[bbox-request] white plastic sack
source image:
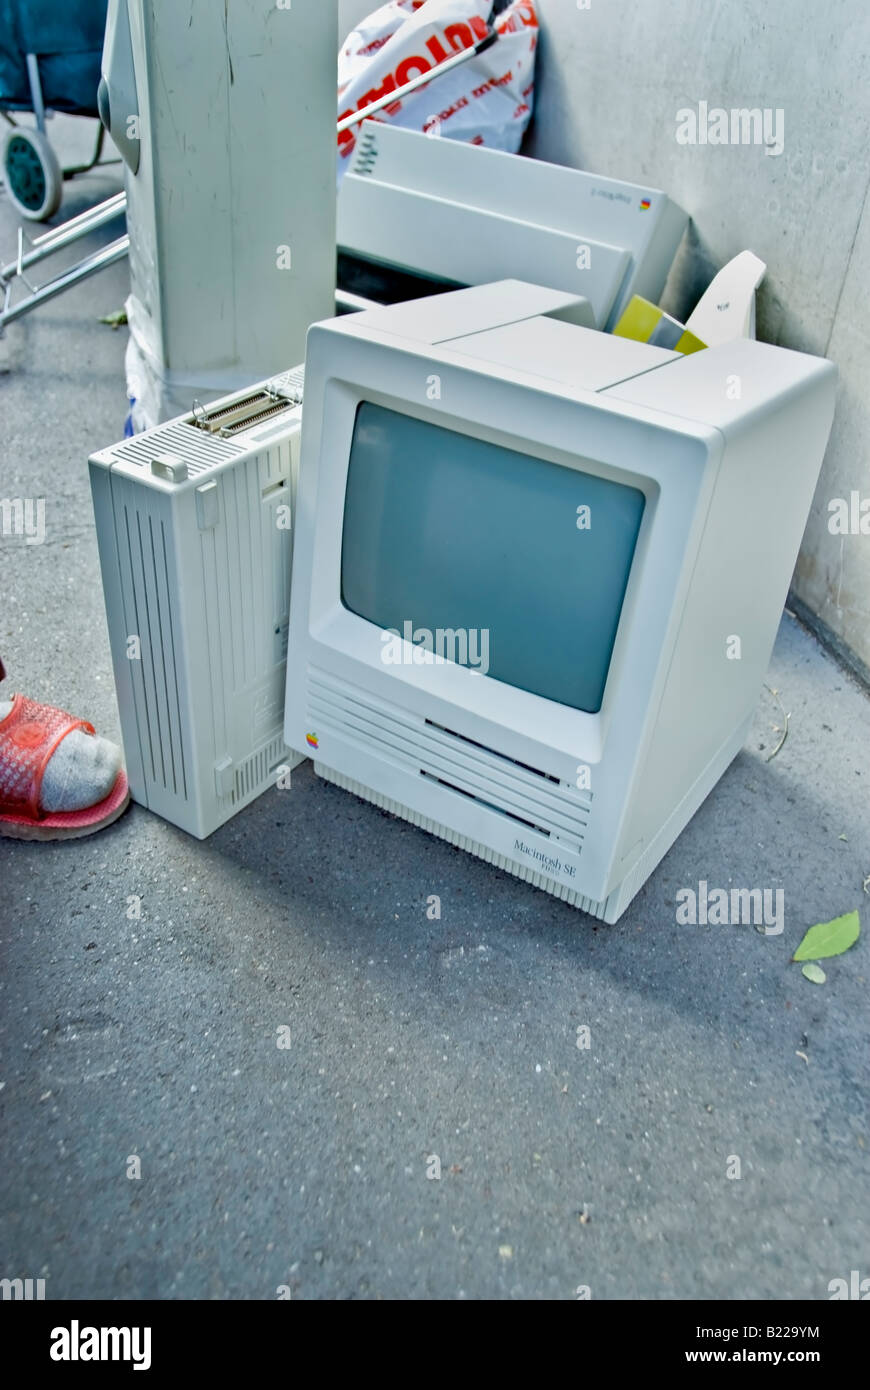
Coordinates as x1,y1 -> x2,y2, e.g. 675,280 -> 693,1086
338,0 -> 538,181
123,296 -> 265,434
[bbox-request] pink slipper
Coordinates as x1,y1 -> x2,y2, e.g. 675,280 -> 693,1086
0,694 -> 130,841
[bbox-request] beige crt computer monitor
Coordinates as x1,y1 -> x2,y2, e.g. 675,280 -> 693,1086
285,281 -> 836,922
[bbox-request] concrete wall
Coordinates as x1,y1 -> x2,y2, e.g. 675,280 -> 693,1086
339,0 -> 870,677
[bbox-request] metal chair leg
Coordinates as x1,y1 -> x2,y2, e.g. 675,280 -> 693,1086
63,122 -> 111,179
0,234 -> 130,333
0,188 -> 128,335
0,192 -> 127,287
25,55 -> 47,135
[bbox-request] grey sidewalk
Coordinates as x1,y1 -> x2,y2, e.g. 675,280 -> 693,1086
1,130 -> 868,1300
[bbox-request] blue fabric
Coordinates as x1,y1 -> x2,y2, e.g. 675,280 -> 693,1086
0,0 -> 108,116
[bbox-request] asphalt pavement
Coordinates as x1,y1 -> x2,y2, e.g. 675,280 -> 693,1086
1,120 -> 868,1300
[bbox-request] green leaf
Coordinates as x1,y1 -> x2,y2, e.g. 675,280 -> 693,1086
801,963 -> 826,984
793,910 -> 860,962
98,310 -> 128,329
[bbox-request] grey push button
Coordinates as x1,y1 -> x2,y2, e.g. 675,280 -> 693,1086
151,452 -> 188,483
196,479 -> 219,529
214,755 -> 233,797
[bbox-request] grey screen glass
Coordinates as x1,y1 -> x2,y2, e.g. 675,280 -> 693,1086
341,403 -> 645,714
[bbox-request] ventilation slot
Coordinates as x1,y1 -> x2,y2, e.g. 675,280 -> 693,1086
231,735 -> 287,804
420,769 -> 550,837
113,421 -> 244,477
353,127 -> 379,175
306,667 -> 592,854
122,505 -> 188,800
425,717 -> 561,785
261,479 -> 286,501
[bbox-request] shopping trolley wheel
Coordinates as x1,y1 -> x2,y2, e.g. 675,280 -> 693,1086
2,126 -> 62,221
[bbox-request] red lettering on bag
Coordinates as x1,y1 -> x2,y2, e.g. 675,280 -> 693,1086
358,36 -> 391,58
426,34 -> 449,64
444,21 -> 474,53
358,73 -> 398,109
497,2 -> 538,32
395,54 -> 432,86
338,110 -> 355,152
338,0 -> 539,156
427,94 -> 471,128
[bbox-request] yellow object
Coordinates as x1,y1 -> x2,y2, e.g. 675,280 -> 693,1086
613,295 -> 707,355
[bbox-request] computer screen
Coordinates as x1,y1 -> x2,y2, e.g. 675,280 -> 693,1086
341,403 -> 646,713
